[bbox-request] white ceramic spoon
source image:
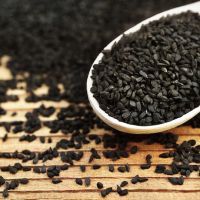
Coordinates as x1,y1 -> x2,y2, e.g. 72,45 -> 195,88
87,1 -> 200,134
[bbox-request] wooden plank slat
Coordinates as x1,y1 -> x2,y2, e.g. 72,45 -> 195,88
0,151 -> 184,166
3,191 -> 200,200
1,165 -> 200,180
0,178 -> 200,193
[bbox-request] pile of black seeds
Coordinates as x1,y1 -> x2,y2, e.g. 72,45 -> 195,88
91,11 -> 200,126
0,0 -> 200,198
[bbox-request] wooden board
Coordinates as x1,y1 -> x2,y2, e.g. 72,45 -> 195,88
0,58 -> 200,200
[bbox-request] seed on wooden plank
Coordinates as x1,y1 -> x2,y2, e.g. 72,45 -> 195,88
185,170 -> 191,177
39,136 -> 45,144
159,152 -> 170,158
188,139 -> 196,146
138,176 -> 148,183
119,189 -> 128,196
146,154 -> 152,163
33,166 -> 41,174
22,166 -> 31,172
140,163 -> 151,170
108,164 -> 114,172
168,176 -> 184,185
52,178 -> 62,184
75,178 -> 83,185
60,164 -> 69,171
80,165 -> 86,172
120,181 -> 128,187
9,166 -> 18,174
20,178 -> 29,185
131,175 -> 139,184
9,180 -> 19,189
0,176 -> 5,186
2,189 -> 9,198
118,166 -> 126,173
85,177 -> 91,187
155,164 -> 166,173
40,166 -> 47,173
2,133 -> 8,142
48,137 -> 52,143
130,146 -> 138,154
97,182 -> 104,189
125,164 -> 130,172
92,164 -> 101,170
14,163 -> 23,170
101,187 -> 112,197
117,185 -> 128,196
164,169 -> 174,175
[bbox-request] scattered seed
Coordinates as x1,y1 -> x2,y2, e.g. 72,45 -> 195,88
85,177 -> 91,187
52,178 -> 62,184
168,176 -> 184,185
120,181 -> 128,187
97,182 -> 104,189
75,178 -> 83,186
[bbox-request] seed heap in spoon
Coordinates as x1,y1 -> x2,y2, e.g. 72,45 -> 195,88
91,11 -> 200,126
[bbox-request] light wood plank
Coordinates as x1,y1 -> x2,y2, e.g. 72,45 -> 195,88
1,165 -> 199,180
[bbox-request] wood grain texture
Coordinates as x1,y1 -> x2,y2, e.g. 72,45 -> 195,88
0,64 -> 200,200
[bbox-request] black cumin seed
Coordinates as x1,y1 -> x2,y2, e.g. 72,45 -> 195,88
52,178 -> 62,184
117,185 -> 128,196
131,175 -> 138,184
39,136 -> 45,144
2,133 -> 8,142
164,169 -> 174,175
33,166 -> 41,174
120,181 -> 128,187
60,164 -> 69,171
23,166 -> 31,172
101,187 -> 112,197
159,152 -> 170,158
130,146 -> 138,154
168,176 -> 184,185
92,164 -> 101,170
0,176 -> 5,186
9,166 -> 18,174
20,178 -> 29,185
146,154 -> 152,163
85,177 -> 91,187
11,112 -> 17,116
118,165 -> 126,173
131,175 -> 148,184
80,165 -> 86,172
125,164 -> 130,172
97,182 -> 104,189
108,164 -> 114,172
40,166 -> 47,173
188,139 -> 196,146
2,189 -> 9,198
75,178 -> 83,185
140,163 -> 151,170
48,137 -> 52,143
137,176 -> 148,183
155,164 -> 166,173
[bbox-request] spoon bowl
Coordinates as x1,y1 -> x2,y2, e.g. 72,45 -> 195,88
87,2 -> 200,134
